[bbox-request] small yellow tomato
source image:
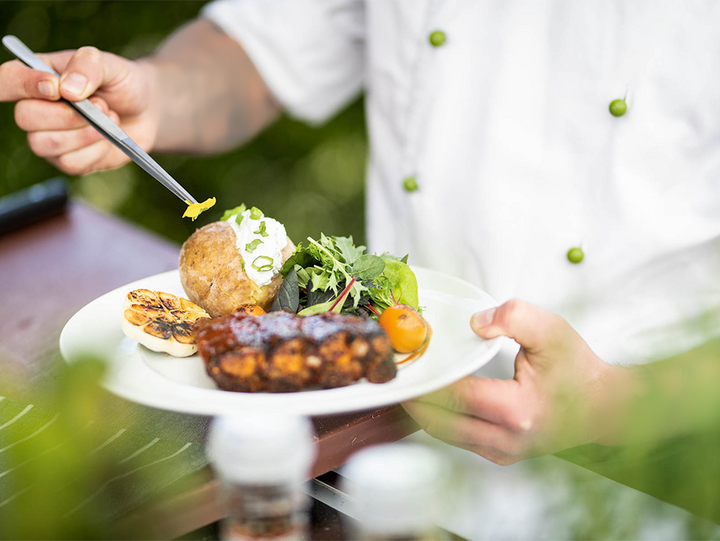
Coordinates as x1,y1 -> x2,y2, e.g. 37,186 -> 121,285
378,304 -> 428,353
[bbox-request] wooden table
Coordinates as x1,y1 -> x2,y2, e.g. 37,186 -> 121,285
0,201 -> 417,539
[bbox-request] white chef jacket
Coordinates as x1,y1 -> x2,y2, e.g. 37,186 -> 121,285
203,0 -> 720,365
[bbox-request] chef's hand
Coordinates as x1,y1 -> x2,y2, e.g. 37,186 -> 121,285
0,47 -> 157,175
404,299 -> 634,465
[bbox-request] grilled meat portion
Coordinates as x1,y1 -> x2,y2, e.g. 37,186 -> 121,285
196,311 -> 397,392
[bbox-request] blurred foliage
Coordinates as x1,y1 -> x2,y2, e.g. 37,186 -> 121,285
0,357 -> 209,540
0,0 -> 367,246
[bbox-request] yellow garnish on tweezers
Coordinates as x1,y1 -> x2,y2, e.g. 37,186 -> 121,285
183,197 -> 217,221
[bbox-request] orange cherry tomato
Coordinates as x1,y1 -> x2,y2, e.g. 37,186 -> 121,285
378,304 -> 428,353
234,304 -> 266,317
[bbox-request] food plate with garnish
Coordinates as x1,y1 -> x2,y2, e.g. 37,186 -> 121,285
59,205 -> 503,416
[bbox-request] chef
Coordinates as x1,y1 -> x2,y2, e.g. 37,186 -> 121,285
2,0 -> 720,462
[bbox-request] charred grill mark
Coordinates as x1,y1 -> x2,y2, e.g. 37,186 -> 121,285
196,311 -> 396,392
171,322 -> 195,344
125,308 -> 151,326
159,292 -> 181,311
128,289 -> 160,305
132,304 -> 166,318
144,319 -> 172,340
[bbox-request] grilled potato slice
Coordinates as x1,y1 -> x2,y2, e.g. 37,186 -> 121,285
121,289 -> 210,357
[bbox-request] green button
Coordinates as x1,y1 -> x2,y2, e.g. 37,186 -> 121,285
403,176 -> 419,192
609,98 -> 627,117
429,30 -> 446,47
567,247 -> 584,264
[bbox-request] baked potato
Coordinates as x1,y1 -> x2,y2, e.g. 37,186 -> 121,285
179,221 -> 294,317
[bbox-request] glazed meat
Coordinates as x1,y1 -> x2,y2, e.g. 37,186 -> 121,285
195,311 -> 397,392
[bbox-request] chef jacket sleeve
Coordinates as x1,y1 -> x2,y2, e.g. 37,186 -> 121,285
202,0 -> 365,124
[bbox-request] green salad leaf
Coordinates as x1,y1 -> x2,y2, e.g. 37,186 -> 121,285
270,267 -> 299,312
352,254 -> 385,281
280,234 -> 419,317
381,258 -> 419,309
334,236 -> 365,265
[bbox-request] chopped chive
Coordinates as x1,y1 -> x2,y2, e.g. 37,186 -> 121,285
254,221 -> 269,237
245,238 -> 264,253
252,255 -> 274,271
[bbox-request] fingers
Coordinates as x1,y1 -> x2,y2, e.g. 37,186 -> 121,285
15,96 -> 110,132
57,46 -> 103,101
416,376 -> 525,428
27,123 -> 108,158
0,51 -> 77,102
46,134 -> 129,176
57,47 -> 131,102
21,97 -> 113,160
0,60 -> 60,101
470,299 -> 565,352
403,400 -> 524,463
37,51 -> 76,74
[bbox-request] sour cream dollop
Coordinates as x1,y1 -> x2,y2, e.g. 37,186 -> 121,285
227,209 -> 288,287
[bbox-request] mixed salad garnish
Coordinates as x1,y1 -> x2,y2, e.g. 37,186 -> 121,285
271,233 -> 419,318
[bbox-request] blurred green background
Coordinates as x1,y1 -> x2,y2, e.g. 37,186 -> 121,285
0,0 -> 367,245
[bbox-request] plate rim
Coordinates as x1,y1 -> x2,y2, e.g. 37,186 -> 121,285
59,267 -> 505,415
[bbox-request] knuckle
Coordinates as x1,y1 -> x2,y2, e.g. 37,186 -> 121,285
442,385 -> 465,413
504,413 -> 523,433
26,132 -> 43,154
501,406 -> 532,434
421,417 -> 441,438
14,101 -> 31,130
23,74 -> 38,97
57,154 -> 84,176
499,299 -> 526,327
31,132 -> 61,155
76,46 -> 102,63
89,96 -> 108,112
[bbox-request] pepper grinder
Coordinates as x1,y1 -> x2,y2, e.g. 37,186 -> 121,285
208,414 -> 316,541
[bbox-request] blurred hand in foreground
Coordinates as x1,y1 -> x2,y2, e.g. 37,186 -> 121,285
404,299 -> 634,465
0,47 -> 157,175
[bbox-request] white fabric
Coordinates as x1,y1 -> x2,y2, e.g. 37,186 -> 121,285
203,0 -> 720,365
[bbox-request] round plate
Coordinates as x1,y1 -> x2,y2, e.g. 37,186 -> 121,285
59,268 -> 503,416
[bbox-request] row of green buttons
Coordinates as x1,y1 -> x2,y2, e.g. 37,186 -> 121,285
429,28 -> 629,116
400,32 -> 443,195
408,29 -> 626,265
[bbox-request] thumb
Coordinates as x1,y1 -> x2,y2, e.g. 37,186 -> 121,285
470,299 -> 559,352
58,46 -> 128,101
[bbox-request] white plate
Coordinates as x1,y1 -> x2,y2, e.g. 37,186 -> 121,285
59,268 -> 503,416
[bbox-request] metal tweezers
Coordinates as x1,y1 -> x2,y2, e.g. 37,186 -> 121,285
2,35 -> 198,205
